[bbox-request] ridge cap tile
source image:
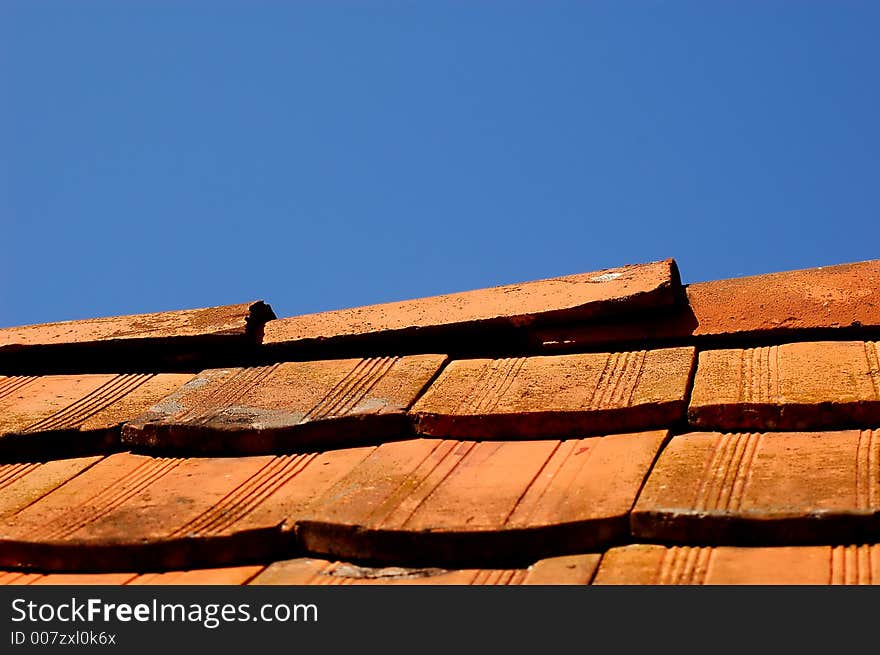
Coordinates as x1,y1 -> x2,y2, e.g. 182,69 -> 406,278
537,257 -> 880,351
262,259 -> 682,352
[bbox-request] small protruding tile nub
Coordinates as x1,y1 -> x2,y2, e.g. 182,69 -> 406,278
688,341 -> 880,431
632,430 -> 880,545
295,431 -> 667,565
410,348 -> 694,439
122,355 -> 447,454
594,544 -> 880,585
0,373 -> 194,459
248,554 -> 600,585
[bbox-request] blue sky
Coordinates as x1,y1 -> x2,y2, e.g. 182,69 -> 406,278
2,2 -> 878,327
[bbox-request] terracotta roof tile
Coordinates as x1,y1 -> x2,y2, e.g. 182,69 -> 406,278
262,260 -> 682,357
538,258 -> 880,351
593,544 -> 879,585
296,432 -> 666,565
410,348 -> 694,439
0,456 -> 101,519
251,554 -> 599,585
632,430 -> 880,545
0,373 -> 193,459
0,447 -> 371,571
122,355 -> 447,454
0,566 -> 263,585
0,302 -> 276,374
3,256 -> 880,584
689,341 -> 880,430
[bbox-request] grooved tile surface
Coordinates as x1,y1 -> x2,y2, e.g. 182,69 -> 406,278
593,544 -> 880,585
0,447 -> 374,571
0,456 -> 102,518
0,566 -> 264,585
0,374 -> 193,458
262,260 -> 681,350
689,342 -> 880,430
410,348 -> 694,438
296,431 -> 667,564
251,554 -> 599,585
123,355 -> 447,453
632,430 -> 880,544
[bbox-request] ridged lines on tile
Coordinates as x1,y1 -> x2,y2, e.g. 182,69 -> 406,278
470,569 -> 527,585
302,357 -> 399,421
176,365 -> 281,423
830,545 -> 876,585
169,454 -> 320,538
588,351 -> 647,410
738,347 -> 779,403
22,374 -> 154,433
0,376 -> 39,402
453,357 -> 527,415
369,440 -> 477,529
693,433 -> 762,512
0,462 -> 41,493
865,342 -> 880,401
29,458 -> 183,542
856,429 -> 879,511
505,440 -> 589,526
656,546 -> 714,585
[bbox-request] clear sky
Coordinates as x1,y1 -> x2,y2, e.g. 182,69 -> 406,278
2,2 -> 878,327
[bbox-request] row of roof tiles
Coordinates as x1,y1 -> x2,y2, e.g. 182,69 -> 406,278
2,259 -> 879,373
1,544 -> 876,585
0,427 -> 877,571
1,339 -> 878,458
1,257 -> 879,583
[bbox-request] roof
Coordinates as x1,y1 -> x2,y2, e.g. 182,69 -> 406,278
0,257 -> 878,585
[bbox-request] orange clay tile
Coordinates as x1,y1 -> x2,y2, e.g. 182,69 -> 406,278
537,258 -> 880,351
122,355 -> 447,454
250,554 -> 599,585
262,260 -> 681,353
0,302 -> 274,351
0,566 -> 264,585
593,544 -> 880,585
0,446 -> 375,571
689,341 -> 880,430
0,373 -> 193,459
295,432 -> 667,565
632,430 -> 880,545
0,456 -> 101,518
0,433 -> 662,571
410,348 -> 694,439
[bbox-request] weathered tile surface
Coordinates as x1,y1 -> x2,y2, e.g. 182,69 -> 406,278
411,348 -> 694,439
593,544 -> 880,585
0,448 -> 371,570
632,430 -> 880,544
538,258 -> 880,351
0,302 -> 273,351
297,432 -> 667,565
262,260 -> 681,352
689,341 -> 880,430
0,456 -> 102,518
251,554 -> 599,585
123,355 -> 447,453
0,566 -> 264,585
0,374 -> 193,458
